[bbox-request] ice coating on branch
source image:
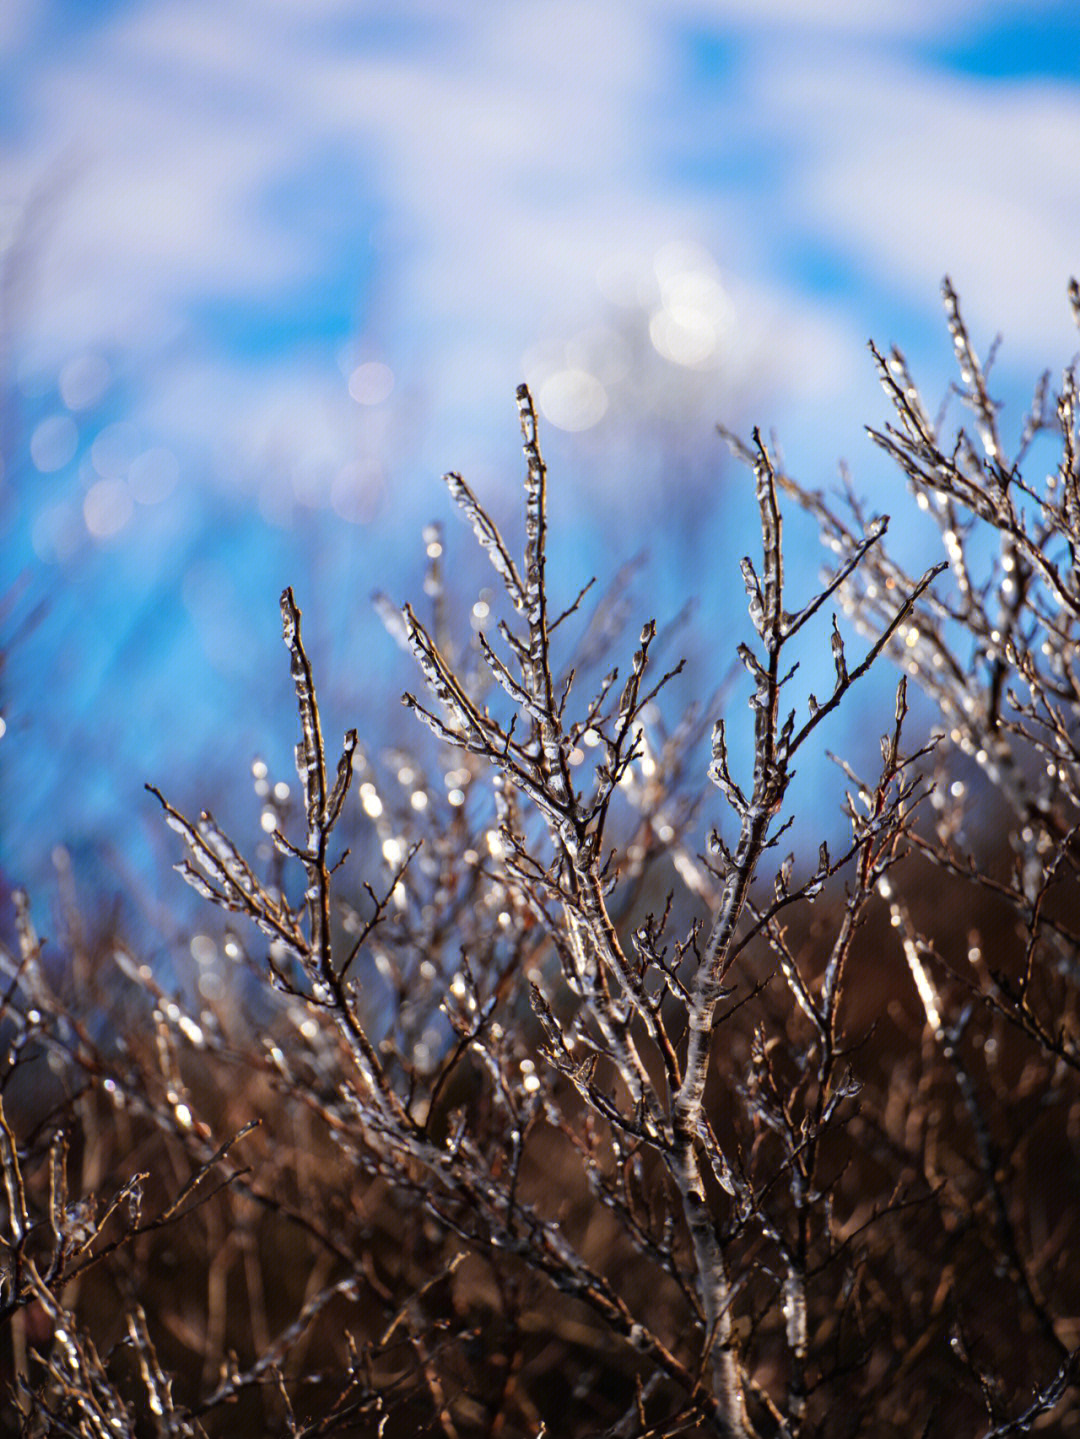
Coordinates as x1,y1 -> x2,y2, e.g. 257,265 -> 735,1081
324,729 -> 358,831
442,471 -> 526,612
281,587 -> 327,846
175,862 -> 216,903
517,384 -> 549,691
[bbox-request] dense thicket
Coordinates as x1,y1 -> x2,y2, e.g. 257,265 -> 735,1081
3,283 -> 1080,1436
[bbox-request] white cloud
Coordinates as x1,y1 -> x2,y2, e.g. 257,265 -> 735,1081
4,0 -> 1077,511
759,50 -> 1080,363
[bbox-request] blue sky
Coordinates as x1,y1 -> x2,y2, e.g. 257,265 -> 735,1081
3,0 -> 1079,917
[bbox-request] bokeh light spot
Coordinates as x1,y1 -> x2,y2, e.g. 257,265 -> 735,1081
537,369 -> 608,432
648,241 -> 732,368
649,306 -> 717,367
348,361 -> 395,405
59,353 -> 111,410
30,415 -> 78,472
84,478 -> 134,538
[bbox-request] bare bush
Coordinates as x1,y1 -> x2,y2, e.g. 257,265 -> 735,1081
2,282 -> 1080,1436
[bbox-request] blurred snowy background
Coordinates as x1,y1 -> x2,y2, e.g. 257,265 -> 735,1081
3,1 -> 1079,918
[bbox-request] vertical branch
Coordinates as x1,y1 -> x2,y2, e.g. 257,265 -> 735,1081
517,383 -> 552,705
0,1094 -> 29,1308
667,435 -> 794,1438
516,385 -> 575,821
279,588 -> 359,992
281,586 -> 328,852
